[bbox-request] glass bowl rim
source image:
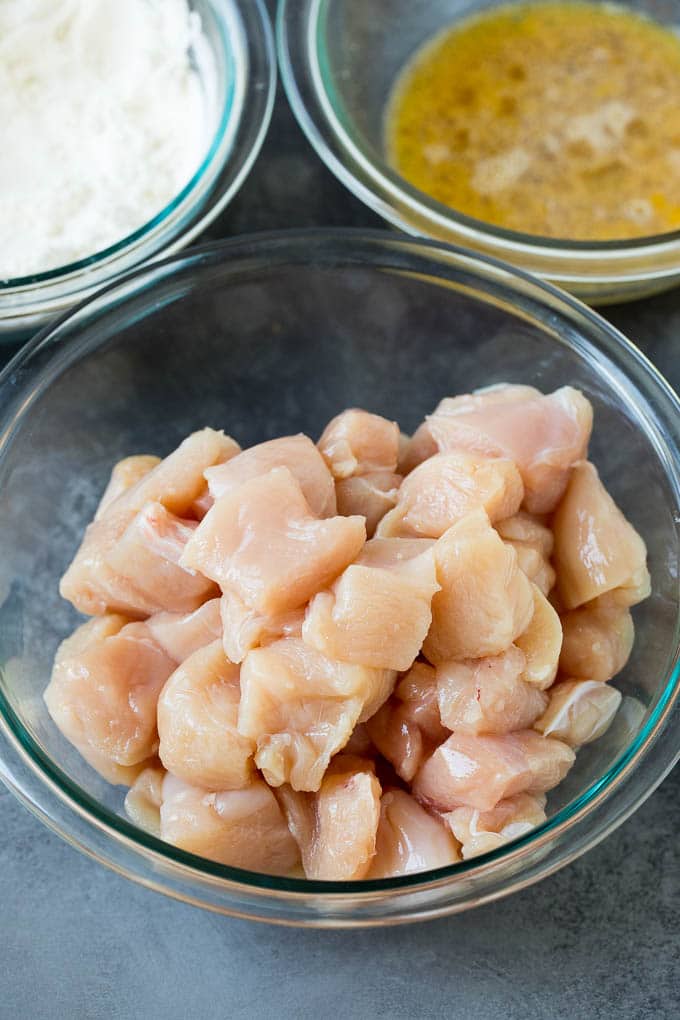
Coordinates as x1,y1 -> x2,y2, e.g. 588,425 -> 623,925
0,0 -> 276,313
0,226 -> 679,899
276,0 -> 680,264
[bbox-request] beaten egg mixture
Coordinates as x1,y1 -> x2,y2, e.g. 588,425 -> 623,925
387,2 -> 680,240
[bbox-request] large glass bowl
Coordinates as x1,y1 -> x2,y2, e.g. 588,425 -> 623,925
0,229 -> 678,927
0,0 -> 275,341
278,0 -> 680,304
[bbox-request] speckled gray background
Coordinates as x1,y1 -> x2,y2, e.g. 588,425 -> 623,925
1,14 -> 679,1019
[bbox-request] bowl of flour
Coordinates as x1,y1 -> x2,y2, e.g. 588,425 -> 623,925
0,0 -> 275,337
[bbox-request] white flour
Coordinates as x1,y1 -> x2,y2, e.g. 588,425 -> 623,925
0,0 -> 208,279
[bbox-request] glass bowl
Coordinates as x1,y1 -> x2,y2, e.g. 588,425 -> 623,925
0,0 -> 275,342
278,0 -> 680,304
0,229 -> 678,927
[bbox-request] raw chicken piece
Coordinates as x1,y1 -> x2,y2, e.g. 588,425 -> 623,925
44,618 -> 176,783
513,730 -> 576,796
190,486 -> 214,520
124,763 -> 165,837
559,602 -> 634,682
146,599 -> 222,663
444,793 -> 547,859
335,471 -> 402,537
514,584 -> 563,689
374,505 -> 410,538
427,385 -> 593,514
343,722 -> 377,758
553,461 -> 649,610
495,512 -> 554,557
496,511 -> 556,595
535,680 -> 622,747
95,455 -> 160,520
110,428 -> 240,517
276,756 -> 381,880
508,542 -> 556,596
413,729 -> 574,811
396,452 -> 523,538
367,662 -> 449,782
60,501 -> 217,618
204,434 -> 336,518
318,409 -> 400,479
220,590 -> 303,664
302,537 -> 439,671
105,502 -> 217,613
160,774 -> 300,875
238,637 -> 395,791
367,789 -> 460,878
423,509 -> 534,663
436,646 -> 548,735
180,467 -> 366,616
398,422 -> 438,475
157,640 -> 254,791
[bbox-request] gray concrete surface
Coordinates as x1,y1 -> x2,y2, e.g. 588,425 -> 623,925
1,23 -> 679,1020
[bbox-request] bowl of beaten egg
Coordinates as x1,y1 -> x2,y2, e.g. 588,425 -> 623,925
0,229 -> 678,926
279,0 -> 680,303
0,0 -> 274,339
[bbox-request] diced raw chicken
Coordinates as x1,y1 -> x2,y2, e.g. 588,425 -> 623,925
496,511 -> 556,595
423,509 -> 534,663
395,661 -> 449,745
220,590 -> 303,663
398,422 -> 438,475
110,428 -> 241,517
276,756 -> 381,880
436,645 -> 548,735
495,511 -> 554,557
535,680 -> 622,747
60,501 -> 217,618
160,774 -> 300,875
318,409 -> 400,479
514,584 -> 563,689
373,505 -> 410,538
124,763 -> 165,837
204,434 -> 336,518
190,486 -> 215,520
367,703 -> 423,783
396,452 -> 523,538
513,730 -> 576,796
553,461 -> 649,610
335,471 -> 402,537
367,662 -> 449,782
157,640 -> 254,791
181,467 -> 366,616
44,618 -> 176,783
238,637 -> 394,791
95,455 -> 160,520
367,790 -> 461,878
508,542 -> 556,596
559,602 -> 634,682
427,385 -> 593,514
146,599 -> 222,663
343,722 -> 376,758
302,537 -> 439,671
444,793 -> 547,859
413,729 -> 574,811
105,502 -> 217,612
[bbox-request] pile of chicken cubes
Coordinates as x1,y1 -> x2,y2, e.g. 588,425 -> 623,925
45,384 -> 649,880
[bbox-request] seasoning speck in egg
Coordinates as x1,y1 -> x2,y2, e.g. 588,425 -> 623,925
387,2 -> 680,240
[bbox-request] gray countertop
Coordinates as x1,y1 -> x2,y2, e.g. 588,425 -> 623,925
2,50 -> 679,1020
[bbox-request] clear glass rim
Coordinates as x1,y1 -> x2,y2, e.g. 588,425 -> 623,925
0,0 -> 276,318
277,0 -> 680,277
0,228 -> 679,901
